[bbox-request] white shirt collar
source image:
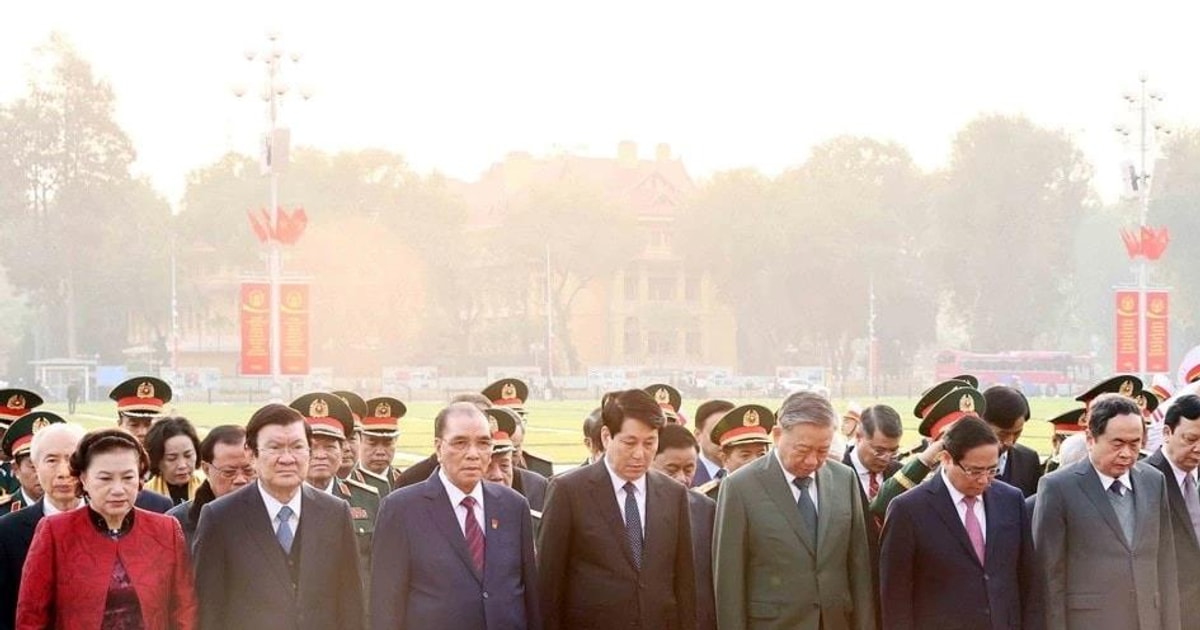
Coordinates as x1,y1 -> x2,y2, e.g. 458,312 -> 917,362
941,468 -> 978,506
20,489 -> 37,507
698,452 -> 723,478
850,446 -> 871,476
42,498 -> 83,517
1165,453 -> 1196,489
774,449 -> 798,485
1094,464 -> 1133,494
603,456 -> 646,498
258,480 -> 302,521
438,468 -> 484,510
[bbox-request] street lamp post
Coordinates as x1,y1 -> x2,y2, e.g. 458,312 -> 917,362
233,32 -> 312,397
1115,73 -> 1169,379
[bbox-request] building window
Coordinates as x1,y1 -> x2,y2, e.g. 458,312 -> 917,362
647,276 -> 676,301
624,272 -> 639,301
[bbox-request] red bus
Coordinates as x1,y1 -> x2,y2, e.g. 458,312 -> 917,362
934,350 -> 1095,397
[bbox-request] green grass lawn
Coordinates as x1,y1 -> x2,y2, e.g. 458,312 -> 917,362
40,395 -> 1082,469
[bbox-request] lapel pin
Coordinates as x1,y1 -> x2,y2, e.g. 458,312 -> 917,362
491,518 -> 499,530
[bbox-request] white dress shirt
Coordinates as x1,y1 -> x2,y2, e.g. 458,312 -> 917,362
604,458 -> 646,536
849,447 -> 876,496
942,469 -> 986,542
1167,456 -> 1197,491
42,498 -> 83,517
258,481 -> 302,535
775,449 -> 819,512
697,452 -> 723,480
439,468 -> 486,538
998,451 -> 1010,477
1096,468 -> 1133,496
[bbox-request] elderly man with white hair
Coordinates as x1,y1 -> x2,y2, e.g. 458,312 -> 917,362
0,416 -> 86,629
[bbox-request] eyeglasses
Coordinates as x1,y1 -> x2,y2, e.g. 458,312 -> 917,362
213,466 -> 256,481
866,444 -> 900,459
442,438 -> 494,453
955,461 -> 1000,479
260,444 -> 310,458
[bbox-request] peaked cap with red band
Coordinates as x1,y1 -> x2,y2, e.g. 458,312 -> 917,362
289,392 -> 353,440
332,391 -> 368,423
362,396 -> 406,437
482,379 -> 529,417
644,383 -> 683,422
711,404 -> 775,449
919,387 -> 986,439
912,379 -> 974,420
2,411 -> 65,459
0,389 -> 43,427
109,377 -> 172,417
1047,407 -> 1088,435
486,407 -> 521,454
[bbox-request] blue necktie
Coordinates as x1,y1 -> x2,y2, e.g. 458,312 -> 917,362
276,505 -> 295,554
623,482 -> 643,569
794,477 -> 817,541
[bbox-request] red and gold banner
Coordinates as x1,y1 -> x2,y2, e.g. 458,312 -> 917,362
240,282 -> 271,375
1146,290 -> 1169,373
280,283 -> 310,375
1114,290 -> 1140,373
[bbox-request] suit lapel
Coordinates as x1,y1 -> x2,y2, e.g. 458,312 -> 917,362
644,473 -> 671,563
1131,466 -> 1155,551
927,473 -> 983,566
1150,452 -> 1200,548
758,454 -> 815,556
981,486 -> 1005,568
481,483 -> 503,583
423,475 -> 483,583
587,462 -> 639,570
239,484 -> 294,593
1076,463 -> 1132,551
814,464 -> 837,560
296,487 -> 323,598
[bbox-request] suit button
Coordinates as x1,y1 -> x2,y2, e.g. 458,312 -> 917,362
482,592 -> 489,599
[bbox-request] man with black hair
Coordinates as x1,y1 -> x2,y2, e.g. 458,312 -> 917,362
844,404 -> 903,504
652,424 -> 716,630
690,400 -> 733,487
880,416 -> 1042,629
1145,393 -> 1200,622
166,424 -> 254,548
1033,393 -> 1180,630
581,407 -> 604,465
982,386 -> 1042,497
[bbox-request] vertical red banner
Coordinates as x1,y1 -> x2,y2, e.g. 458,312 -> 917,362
240,282 -> 271,375
280,283 -> 310,375
1145,290 -> 1169,373
1114,290 -> 1140,372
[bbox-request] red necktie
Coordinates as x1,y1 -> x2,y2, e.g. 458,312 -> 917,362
462,496 -> 485,574
868,472 -> 880,500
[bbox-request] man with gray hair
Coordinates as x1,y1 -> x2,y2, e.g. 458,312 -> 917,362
713,392 -> 874,630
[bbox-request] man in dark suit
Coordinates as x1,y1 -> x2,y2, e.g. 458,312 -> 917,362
371,402 -> 540,630
843,404 -> 904,512
880,416 -> 1042,629
690,400 -> 733,487
194,404 -> 364,630
653,423 -> 717,630
982,386 -> 1042,497
484,408 -> 548,512
0,419 -> 83,630
1145,393 -> 1200,622
1033,392 -> 1180,630
167,425 -> 254,549
538,389 -> 696,630
394,392 -> 493,490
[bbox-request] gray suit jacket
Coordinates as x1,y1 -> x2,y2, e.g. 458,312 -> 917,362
1144,449 -> 1200,623
1032,460 -> 1180,630
688,491 -> 717,630
713,453 -> 874,630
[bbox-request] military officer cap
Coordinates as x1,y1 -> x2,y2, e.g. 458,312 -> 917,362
1047,408 -> 1087,434
486,407 -> 521,454
482,379 -> 529,418
1135,389 -> 1159,416
290,392 -> 353,440
109,377 -> 172,418
1,411 -> 65,460
362,397 -> 406,438
919,387 -> 986,439
1074,375 -> 1142,406
711,404 -> 775,449
952,374 -> 979,388
644,384 -> 683,423
0,389 -> 44,429
1149,374 -> 1174,405
332,391 -> 369,424
1179,345 -> 1200,385
912,379 -> 974,420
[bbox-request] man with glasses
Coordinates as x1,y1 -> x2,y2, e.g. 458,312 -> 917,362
194,403 -> 364,630
880,416 -> 1041,629
1033,393 -> 1180,630
167,424 -> 255,549
844,405 -> 903,506
371,402 -> 540,629
1145,393 -> 1200,622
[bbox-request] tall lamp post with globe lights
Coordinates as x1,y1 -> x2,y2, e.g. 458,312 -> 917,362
232,32 -> 313,397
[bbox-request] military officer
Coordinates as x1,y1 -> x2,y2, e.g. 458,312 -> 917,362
696,403 -> 776,500
484,406 -> 548,513
108,376 -> 172,446
0,389 -> 43,497
482,378 -> 554,477
644,383 -> 683,424
350,396 -> 406,495
0,411 -> 63,514
1043,407 -> 1087,474
333,391 -> 368,480
289,392 -> 379,593
869,383 -> 986,518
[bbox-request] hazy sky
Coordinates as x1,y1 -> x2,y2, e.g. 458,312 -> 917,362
4,1 -> 1196,208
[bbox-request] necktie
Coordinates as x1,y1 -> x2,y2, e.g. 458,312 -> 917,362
868,472 -> 880,500
715,469 -> 727,480
1183,474 -> 1200,543
963,496 -> 985,565
275,505 -> 294,554
794,477 -> 818,541
1109,479 -> 1124,497
462,496 -> 485,574
623,482 -> 643,569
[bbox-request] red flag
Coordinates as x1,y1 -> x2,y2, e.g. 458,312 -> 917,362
247,209 -> 269,243
1120,228 -> 1141,259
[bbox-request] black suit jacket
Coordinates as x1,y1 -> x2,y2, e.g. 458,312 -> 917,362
842,446 -> 901,628
881,473 -> 1043,630
999,443 -> 1043,498
0,501 -> 44,630
687,491 -> 716,630
194,482 -> 364,630
136,489 -> 174,513
370,475 -> 541,630
1146,448 -> 1200,622
394,454 -> 438,490
513,468 -> 548,512
537,461 -> 696,630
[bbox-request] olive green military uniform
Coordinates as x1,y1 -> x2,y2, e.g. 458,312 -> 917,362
332,476 -> 380,591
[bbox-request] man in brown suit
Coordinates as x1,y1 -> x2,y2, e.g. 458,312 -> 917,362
537,389 -> 696,630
